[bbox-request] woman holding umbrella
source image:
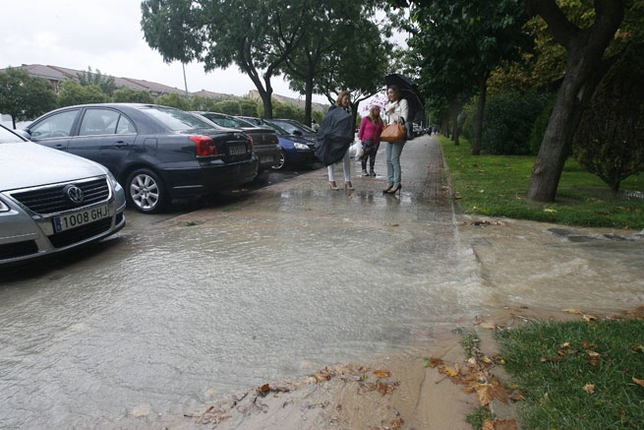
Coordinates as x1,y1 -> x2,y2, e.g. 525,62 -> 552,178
383,85 -> 409,195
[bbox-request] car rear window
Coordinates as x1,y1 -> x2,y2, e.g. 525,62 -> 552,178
142,106 -> 214,131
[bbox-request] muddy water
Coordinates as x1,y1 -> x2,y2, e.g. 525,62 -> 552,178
1,136 -> 643,428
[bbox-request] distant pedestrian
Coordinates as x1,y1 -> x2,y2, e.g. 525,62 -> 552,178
311,119 -> 319,132
357,105 -> 384,177
383,85 -> 408,195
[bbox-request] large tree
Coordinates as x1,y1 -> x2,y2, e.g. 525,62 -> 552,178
395,0 -> 629,203
0,68 -> 56,129
141,0 -> 312,118
406,0 -> 530,153
524,0 -> 625,202
283,2 -> 395,124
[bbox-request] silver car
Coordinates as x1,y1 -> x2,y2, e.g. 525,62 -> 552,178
0,124 -> 126,265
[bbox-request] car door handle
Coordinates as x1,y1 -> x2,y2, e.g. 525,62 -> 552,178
113,141 -> 129,148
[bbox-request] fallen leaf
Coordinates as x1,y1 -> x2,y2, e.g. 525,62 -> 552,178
562,308 -> 583,314
374,369 -> 391,378
428,358 -> 445,368
582,314 -> 598,322
495,419 -> 518,430
476,383 -> 496,405
540,357 -> 564,363
480,321 -> 497,330
583,384 -> 595,394
582,341 -> 598,349
482,418 -> 495,430
443,364 -> 460,377
633,377 -> 644,388
587,358 -> 600,367
586,350 -> 600,357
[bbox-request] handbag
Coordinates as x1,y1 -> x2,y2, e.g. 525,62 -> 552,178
380,123 -> 406,143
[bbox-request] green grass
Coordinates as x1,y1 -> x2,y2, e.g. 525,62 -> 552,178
440,136 -> 644,229
495,319 -> 644,429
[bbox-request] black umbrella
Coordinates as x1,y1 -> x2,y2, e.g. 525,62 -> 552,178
385,74 -> 424,122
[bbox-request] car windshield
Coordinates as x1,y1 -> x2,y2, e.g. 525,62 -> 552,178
259,121 -> 287,135
273,120 -> 315,134
0,125 -> 26,143
205,114 -> 252,128
142,106 -> 214,131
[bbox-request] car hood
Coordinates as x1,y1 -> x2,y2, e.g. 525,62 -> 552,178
1,142 -> 108,191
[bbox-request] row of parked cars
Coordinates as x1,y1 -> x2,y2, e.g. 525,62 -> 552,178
0,103 -> 320,265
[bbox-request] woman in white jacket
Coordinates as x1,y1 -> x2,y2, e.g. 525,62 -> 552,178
383,85 -> 408,195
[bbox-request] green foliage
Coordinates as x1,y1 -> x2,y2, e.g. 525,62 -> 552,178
0,68 -> 56,127
572,43 -> 644,193
466,405 -> 495,430
76,67 -> 116,95
441,136 -> 644,229
496,318 -> 644,429
155,92 -> 191,110
273,102 -> 299,122
189,95 -> 218,111
480,90 -> 551,155
57,80 -> 110,106
239,99 -> 260,117
212,100 -> 241,116
111,87 -> 154,103
528,95 -> 556,155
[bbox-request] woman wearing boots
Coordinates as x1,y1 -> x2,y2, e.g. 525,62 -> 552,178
357,105 -> 384,177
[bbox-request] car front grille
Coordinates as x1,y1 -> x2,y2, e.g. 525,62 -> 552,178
9,177 -> 110,215
48,218 -> 113,249
0,240 -> 39,259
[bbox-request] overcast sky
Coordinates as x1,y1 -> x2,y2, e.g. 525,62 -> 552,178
0,0 -> 312,101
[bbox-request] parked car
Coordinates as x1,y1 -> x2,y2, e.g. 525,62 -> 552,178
266,118 -> 318,141
191,111 -> 281,171
22,103 -> 258,214
238,117 -> 316,170
0,124 -> 126,265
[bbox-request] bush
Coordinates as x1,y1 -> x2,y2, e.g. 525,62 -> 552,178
528,95 -> 556,155
481,90 -> 551,155
572,44 -> 644,193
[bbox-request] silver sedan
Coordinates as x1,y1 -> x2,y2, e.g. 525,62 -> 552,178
0,124 -> 126,265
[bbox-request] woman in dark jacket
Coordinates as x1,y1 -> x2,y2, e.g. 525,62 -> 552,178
314,90 -> 355,190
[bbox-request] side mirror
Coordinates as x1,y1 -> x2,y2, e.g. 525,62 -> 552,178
293,130 -> 303,136
16,129 -> 31,139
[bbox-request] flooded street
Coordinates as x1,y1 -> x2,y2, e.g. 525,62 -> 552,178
1,135 -> 643,428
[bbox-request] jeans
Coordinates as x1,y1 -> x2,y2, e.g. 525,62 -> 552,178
385,141 -> 405,186
361,139 -> 379,172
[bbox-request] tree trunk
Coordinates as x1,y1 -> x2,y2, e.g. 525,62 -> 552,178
526,0 -> 624,202
472,78 -> 487,156
450,99 -> 460,146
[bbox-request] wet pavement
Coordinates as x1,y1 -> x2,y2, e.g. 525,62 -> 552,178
1,134 -> 643,428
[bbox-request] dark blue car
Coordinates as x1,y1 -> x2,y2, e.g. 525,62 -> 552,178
238,117 -> 316,170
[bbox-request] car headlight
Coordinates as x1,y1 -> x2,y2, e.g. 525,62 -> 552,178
294,142 -> 310,150
106,171 -> 123,192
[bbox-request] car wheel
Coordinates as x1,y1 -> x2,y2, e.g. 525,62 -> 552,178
271,150 -> 287,171
126,168 -> 167,213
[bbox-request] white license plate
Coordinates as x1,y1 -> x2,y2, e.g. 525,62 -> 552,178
53,205 -> 109,233
229,145 -> 247,155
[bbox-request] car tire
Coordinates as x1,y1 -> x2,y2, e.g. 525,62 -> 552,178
126,168 -> 167,214
271,149 -> 288,171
